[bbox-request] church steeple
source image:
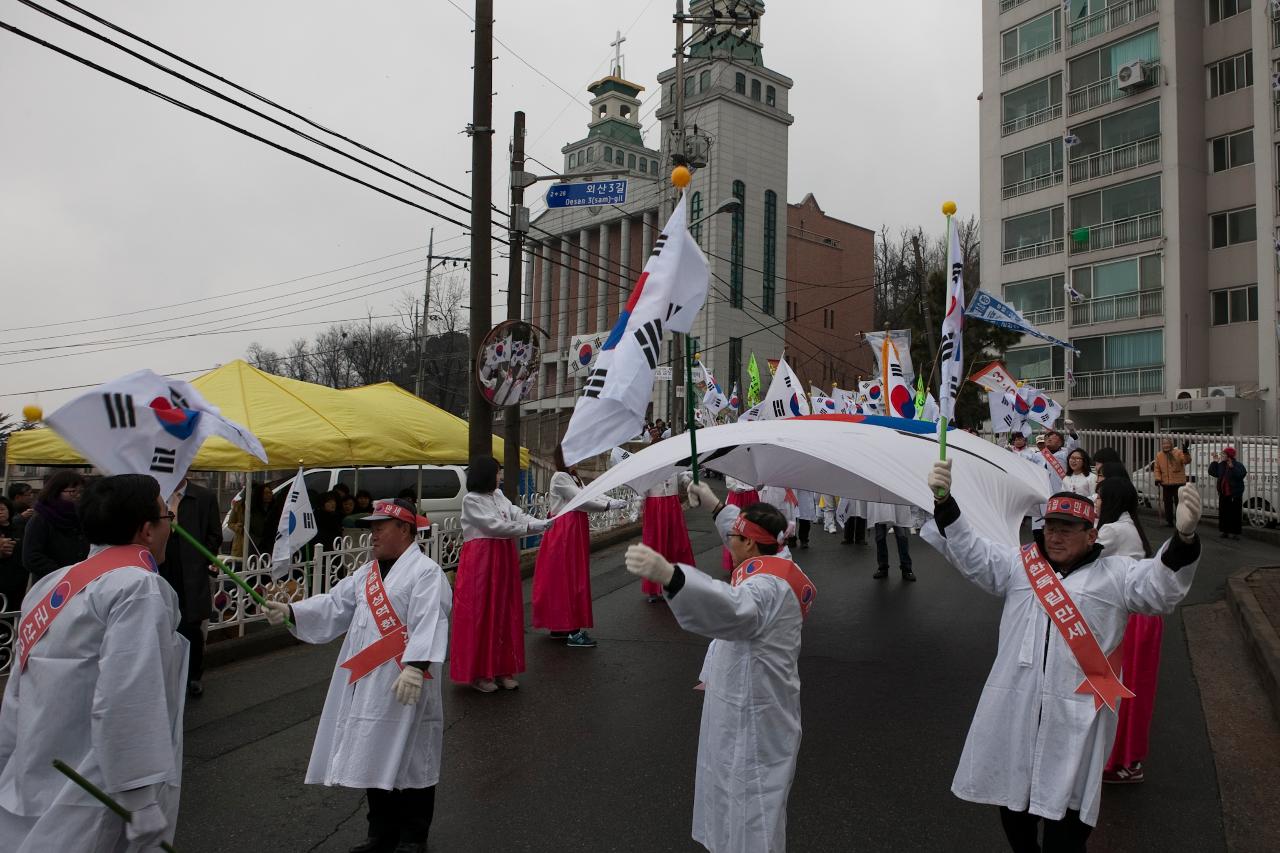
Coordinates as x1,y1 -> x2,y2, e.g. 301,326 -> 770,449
561,30 -> 660,176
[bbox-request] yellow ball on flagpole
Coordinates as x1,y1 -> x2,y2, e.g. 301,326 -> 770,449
22,404 -> 42,422
671,165 -> 692,188
942,201 -> 957,216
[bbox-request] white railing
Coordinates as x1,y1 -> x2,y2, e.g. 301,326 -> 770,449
1068,64 -> 1160,116
1068,0 -> 1158,48
1022,306 -> 1065,326
1070,288 -> 1163,326
1000,0 -> 1031,13
1071,366 -> 1164,399
1002,102 -> 1063,137
1001,38 -> 1062,75
0,487 -> 641,676
1003,169 -> 1063,200
1069,135 -> 1160,183
1003,237 -> 1065,264
1069,210 -> 1162,253
1033,376 -> 1066,393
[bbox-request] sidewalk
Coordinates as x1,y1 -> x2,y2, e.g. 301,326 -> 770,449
1226,564 -> 1280,723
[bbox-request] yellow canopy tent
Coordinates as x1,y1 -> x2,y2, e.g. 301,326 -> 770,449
6,360 -> 526,470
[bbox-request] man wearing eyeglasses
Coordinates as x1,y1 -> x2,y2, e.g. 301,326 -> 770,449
0,474 -> 187,853
921,460 -> 1202,852
159,477 -> 223,698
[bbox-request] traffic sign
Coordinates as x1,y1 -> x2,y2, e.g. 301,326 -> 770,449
545,180 -> 628,208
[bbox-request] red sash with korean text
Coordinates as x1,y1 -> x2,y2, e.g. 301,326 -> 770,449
1040,448 -> 1067,480
1020,543 -> 1132,711
18,546 -> 158,671
338,564 -> 426,684
730,556 -> 817,619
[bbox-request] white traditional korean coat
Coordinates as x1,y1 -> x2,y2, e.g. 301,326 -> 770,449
921,505 -> 1198,826
291,544 -> 451,790
666,504 -> 804,853
0,546 -> 187,852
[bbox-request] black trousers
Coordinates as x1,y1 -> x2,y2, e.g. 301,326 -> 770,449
999,807 -> 1092,853
367,785 -> 436,843
874,523 -> 912,571
842,516 -> 866,544
796,519 -> 811,545
178,619 -> 204,681
1160,484 -> 1180,525
1219,493 -> 1243,534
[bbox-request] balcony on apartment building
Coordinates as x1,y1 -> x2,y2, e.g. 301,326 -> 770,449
1070,287 -> 1163,326
1071,366 -> 1163,398
1000,0 -> 1031,13
1067,0 -> 1157,49
1068,63 -> 1160,116
1274,4 -> 1280,50
1068,134 -> 1159,183
1068,210 -> 1161,253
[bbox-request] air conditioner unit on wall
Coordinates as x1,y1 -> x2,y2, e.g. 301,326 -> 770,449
1208,385 -> 1237,398
1175,388 -> 1202,399
1116,60 -> 1150,91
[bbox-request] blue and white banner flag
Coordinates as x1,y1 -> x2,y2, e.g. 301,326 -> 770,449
965,290 -> 1080,352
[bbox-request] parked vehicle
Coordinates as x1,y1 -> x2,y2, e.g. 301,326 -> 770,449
296,465 -> 468,529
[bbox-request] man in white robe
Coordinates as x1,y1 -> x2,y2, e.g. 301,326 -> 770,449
920,460 -> 1202,850
263,498 -> 450,853
627,480 -> 814,853
0,474 -> 187,853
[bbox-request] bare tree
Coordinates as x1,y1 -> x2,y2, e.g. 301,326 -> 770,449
345,314 -> 407,386
283,338 -> 312,382
246,342 -> 283,375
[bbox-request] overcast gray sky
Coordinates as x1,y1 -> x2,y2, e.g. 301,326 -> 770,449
0,0 -> 979,410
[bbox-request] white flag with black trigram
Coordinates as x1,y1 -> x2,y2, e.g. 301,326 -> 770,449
272,467 -> 318,579
44,369 -> 266,498
938,219 -> 965,424
738,357 -> 811,422
561,193 -> 709,465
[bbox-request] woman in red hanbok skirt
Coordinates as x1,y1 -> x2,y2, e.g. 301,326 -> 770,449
450,456 -> 551,693
532,446 -> 628,648
641,474 -> 695,602
721,477 -> 760,571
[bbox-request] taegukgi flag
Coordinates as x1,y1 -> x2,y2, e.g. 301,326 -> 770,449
560,193 -> 709,465
740,356 -> 810,421
881,335 -> 916,419
44,368 -> 267,497
938,221 -> 965,423
272,467 -> 318,579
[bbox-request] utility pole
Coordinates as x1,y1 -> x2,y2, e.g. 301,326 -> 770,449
468,0 -> 494,460
414,228 -> 435,398
912,233 -> 938,365
503,110 -> 527,500
669,1 -> 686,433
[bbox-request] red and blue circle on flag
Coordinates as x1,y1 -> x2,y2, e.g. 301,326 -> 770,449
577,343 -> 595,368
889,385 -> 916,419
867,383 -> 882,401
149,397 -> 200,441
788,393 -> 804,416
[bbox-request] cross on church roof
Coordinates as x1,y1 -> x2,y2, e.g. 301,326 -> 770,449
610,29 -> 626,78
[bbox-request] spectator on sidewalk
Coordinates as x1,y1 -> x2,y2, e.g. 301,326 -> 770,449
1208,447 -> 1247,540
22,471 -> 89,582
1061,448 -> 1095,498
314,491 -> 346,551
5,483 -> 35,528
0,497 -> 26,611
160,477 -> 222,698
1150,439 -> 1191,527
248,482 -> 279,556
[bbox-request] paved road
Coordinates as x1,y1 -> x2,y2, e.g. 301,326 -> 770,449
176,509 -> 1278,852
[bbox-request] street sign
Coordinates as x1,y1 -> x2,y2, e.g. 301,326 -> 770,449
654,366 -> 673,381
545,180 -> 628,208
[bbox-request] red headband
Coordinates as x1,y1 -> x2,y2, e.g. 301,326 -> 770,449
365,499 -> 432,530
1044,494 -> 1096,525
731,514 -> 784,547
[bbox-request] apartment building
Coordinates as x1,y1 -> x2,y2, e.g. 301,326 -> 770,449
982,0 -> 1278,433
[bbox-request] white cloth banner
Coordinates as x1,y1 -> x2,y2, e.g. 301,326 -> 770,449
864,329 -> 915,382
739,357 -> 810,421
45,369 -> 266,497
939,222 -> 965,423
272,468 -> 318,579
560,194 -> 709,465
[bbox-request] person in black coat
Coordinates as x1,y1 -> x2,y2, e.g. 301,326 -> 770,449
160,477 -> 223,696
22,471 -> 89,582
313,491 -> 346,551
1208,447 -> 1248,539
0,497 -> 26,611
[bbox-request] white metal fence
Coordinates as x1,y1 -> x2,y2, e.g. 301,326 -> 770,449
0,488 -> 639,678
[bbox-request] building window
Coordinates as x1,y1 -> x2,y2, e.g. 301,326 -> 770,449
1071,329 -> 1163,373
690,191 -> 704,244
1208,50 -> 1253,98
1208,0 -> 1251,25
735,73 -> 746,94
598,104 -> 608,118
620,105 -> 632,119
1211,284 -> 1258,325
1001,10 -> 1060,65
1005,345 -> 1064,381
1071,253 -> 1161,299
1002,138 -> 1063,194
1002,73 -> 1062,133
1210,128 -> 1253,172
699,69 -> 711,92
1070,174 -> 1160,229
1067,28 -> 1158,90
604,145 -> 613,163
1210,206 -> 1257,248
628,153 -> 637,170
1003,206 -> 1064,254
585,147 -> 594,163
668,83 -> 675,103
729,337 -> 743,402
639,157 -> 647,173
751,79 -> 762,101
684,75 -> 696,98
766,85 -> 776,106
731,180 -> 746,308
651,159 -> 659,173
1003,274 -> 1065,315
1068,99 -> 1159,161
763,189 -> 778,316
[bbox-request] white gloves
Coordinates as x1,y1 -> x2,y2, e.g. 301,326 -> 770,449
608,498 -> 628,510
261,600 -> 290,626
625,543 -> 675,587
394,665 -> 424,706
1064,418 -> 1075,432
687,480 -> 717,509
928,459 -> 953,500
1175,483 -> 1202,538
528,518 -> 552,534
124,802 -> 168,849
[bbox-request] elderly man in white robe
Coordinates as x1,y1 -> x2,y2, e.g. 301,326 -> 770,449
921,459 -> 1202,852
263,498 -> 450,853
626,479 -> 815,853
0,474 -> 187,853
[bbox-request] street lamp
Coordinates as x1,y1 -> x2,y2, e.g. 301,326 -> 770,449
688,197 -> 742,230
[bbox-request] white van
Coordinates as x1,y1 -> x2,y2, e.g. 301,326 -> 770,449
295,465 -> 468,529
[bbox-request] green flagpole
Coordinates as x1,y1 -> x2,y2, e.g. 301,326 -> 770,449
52,760 -> 179,853
936,201 -> 957,498
171,521 -> 291,628
685,337 -> 700,485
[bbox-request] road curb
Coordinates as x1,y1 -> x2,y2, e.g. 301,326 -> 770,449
1224,566 -> 1280,724
206,521 -> 646,669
